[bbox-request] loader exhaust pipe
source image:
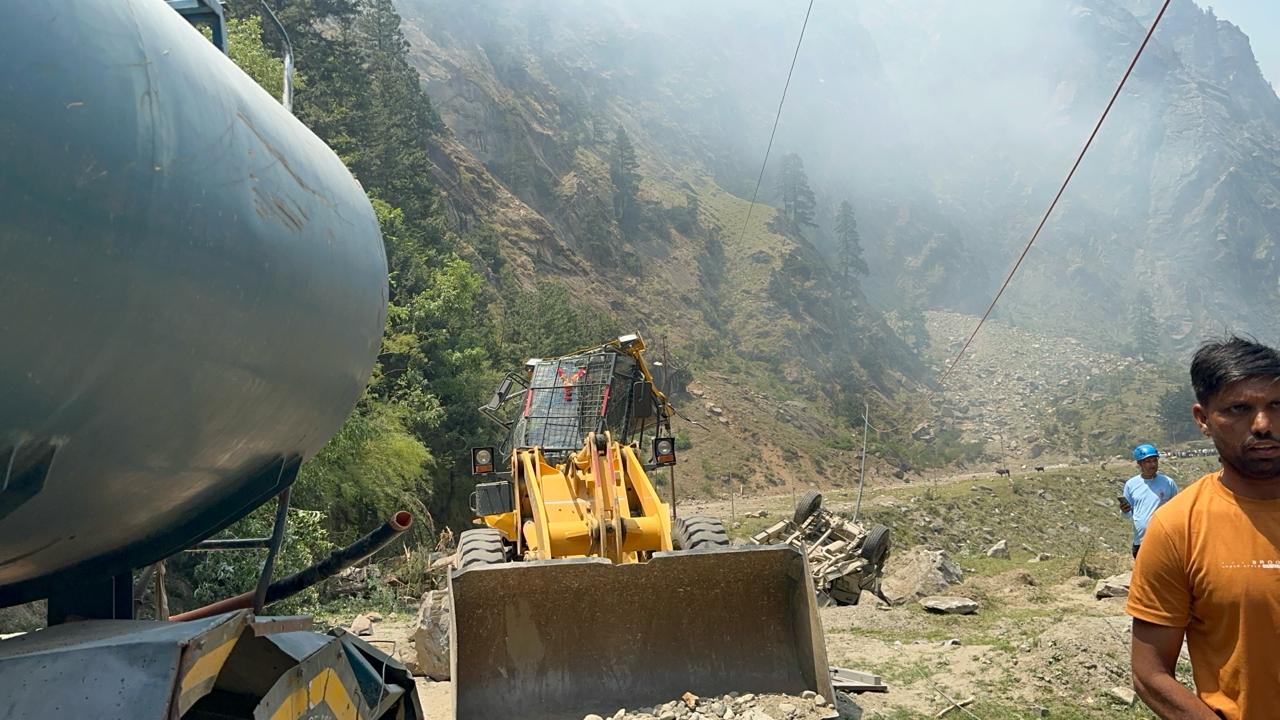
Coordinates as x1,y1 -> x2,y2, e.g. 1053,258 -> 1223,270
450,545 -> 832,720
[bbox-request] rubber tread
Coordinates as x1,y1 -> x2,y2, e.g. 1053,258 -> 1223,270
673,515 -> 730,550
457,528 -> 507,570
792,489 -> 823,525
859,524 -> 891,566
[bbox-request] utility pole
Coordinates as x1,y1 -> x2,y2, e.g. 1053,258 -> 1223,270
662,335 -> 677,519
853,400 -> 869,523
729,472 -> 735,524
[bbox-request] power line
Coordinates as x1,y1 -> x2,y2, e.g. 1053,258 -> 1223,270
733,0 -> 816,248
930,0 -> 1173,398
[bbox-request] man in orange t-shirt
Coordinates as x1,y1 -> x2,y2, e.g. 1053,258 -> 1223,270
1127,337 -> 1280,719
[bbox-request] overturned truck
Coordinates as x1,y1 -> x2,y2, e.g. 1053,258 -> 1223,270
751,491 -> 892,606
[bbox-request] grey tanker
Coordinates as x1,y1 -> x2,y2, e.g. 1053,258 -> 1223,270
0,0 -> 386,607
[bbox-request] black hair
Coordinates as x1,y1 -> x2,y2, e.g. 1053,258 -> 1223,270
1190,336 -> 1280,405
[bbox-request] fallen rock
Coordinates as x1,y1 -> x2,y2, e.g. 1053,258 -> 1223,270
348,613 -> 374,637
1108,686 -> 1136,706
986,539 -> 1010,559
412,589 -> 451,679
366,611 -> 384,623
683,692 -> 699,709
1095,572 -> 1132,599
882,548 -> 964,603
835,692 -> 862,720
920,596 -> 980,615
744,510 -> 769,519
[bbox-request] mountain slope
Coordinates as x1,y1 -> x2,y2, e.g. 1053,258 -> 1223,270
391,0 -> 940,490
405,0 -> 1279,354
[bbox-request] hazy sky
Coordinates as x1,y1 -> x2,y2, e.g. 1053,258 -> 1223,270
1203,0 -> 1280,90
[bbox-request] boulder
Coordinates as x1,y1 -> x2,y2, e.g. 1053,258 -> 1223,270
985,539 -> 1010,559
347,613 -> 375,637
1107,686 -> 1136,706
1095,572 -> 1132,599
881,548 -> 963,603
412,589 -> 451,679
920,596 -> 980,615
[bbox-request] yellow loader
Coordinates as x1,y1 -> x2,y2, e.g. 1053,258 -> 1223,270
453,335 -> 832,720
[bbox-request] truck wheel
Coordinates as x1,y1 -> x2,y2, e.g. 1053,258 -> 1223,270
457,528 -> 508,570
793,489 -> 823,524
859,524 -> 891,567
673,515 -> 730,550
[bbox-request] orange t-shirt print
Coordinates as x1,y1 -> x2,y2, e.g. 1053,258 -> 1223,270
1127,471 -> 1280,719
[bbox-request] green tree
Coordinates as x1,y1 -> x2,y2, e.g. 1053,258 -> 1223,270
776,153 -> 816,228
1157,383 -> 1202,443
498,284 -> 621,364
610,126 -> 641,229
834,200 -> 868,281
226,15 -> 286,98
1129,291 -> 1159,358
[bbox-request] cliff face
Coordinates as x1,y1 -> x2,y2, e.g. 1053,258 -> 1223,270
391,0 -> 938,488
384,0 -> 1280,486
405,0 -> 1280,352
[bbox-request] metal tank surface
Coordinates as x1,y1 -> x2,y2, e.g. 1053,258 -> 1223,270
0,0 -> 387,605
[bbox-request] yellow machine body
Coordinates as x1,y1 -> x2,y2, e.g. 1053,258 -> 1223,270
483,436 -> 673,562
452,336 -> 833,720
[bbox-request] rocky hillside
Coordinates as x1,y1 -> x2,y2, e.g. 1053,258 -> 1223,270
401,0 -> 1279,356
387,0 -> 936,492
923,312 -> 1187,464
378,0 -> 1276,491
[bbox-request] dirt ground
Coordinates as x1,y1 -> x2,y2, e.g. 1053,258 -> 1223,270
352,459 -> 1221,719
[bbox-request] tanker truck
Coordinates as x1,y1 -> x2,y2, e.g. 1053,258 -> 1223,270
0,1 -> 420,717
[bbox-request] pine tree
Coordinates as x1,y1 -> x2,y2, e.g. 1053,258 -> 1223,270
834,200 -> 869,280
610,126 -> 640,228
1129,291 -> 1160,359
776,153 -> 816,228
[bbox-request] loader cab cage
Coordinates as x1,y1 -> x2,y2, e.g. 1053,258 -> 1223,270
485,346 -> 662,466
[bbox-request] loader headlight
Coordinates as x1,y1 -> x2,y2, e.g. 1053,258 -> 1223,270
653,437 -> 677,466
471,446 -> 496,475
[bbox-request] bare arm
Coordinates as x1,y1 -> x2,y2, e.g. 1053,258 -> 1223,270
1131,619 -> 1216,719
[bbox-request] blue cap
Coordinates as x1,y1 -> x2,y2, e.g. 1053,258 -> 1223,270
1133,443 -> 1159,461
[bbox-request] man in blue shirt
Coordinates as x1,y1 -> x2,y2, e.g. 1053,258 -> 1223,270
1120,443 -> 1178,557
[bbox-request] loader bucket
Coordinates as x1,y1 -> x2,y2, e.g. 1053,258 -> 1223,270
450,545 -> 833,720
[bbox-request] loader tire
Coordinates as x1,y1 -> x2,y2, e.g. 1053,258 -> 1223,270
673,515 -> 730,550
457,528 -> 508,570
859,523 -> 892,567
793,489 -> 823,525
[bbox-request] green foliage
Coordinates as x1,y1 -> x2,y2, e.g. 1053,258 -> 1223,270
498,283 -> 621,364
834,200 -> 869,280
775,153 -> 816,228
291,402 -> 429,543
1128,290 -> 1159,358
192,505 -> 332,613
226,15 -> 287,98
674,429 -> 694,451
1158,381 -> 1202,443
610,126 -> 641,229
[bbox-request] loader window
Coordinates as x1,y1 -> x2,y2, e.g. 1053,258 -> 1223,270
515,352 -> 617,454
